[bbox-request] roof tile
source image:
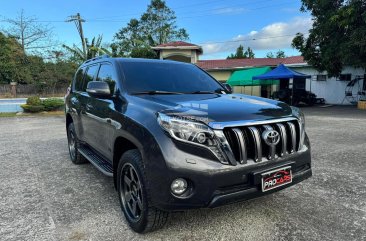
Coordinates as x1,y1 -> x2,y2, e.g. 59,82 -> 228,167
196,56 -> 306,70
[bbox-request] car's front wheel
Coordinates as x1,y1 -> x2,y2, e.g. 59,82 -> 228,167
117,149 -> 169,233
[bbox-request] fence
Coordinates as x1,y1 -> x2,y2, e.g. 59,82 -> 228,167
0,83 -> 69,98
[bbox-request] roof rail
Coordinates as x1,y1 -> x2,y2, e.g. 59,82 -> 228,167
84,54 -> 110,64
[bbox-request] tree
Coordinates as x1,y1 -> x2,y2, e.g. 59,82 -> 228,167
266,50 -> 286,58
266,52 -> 275,58
275,50 -> 286,58
292,0 -> 366,76
3,9 -> 54,55
63,35 -> 111,63
0,32 -> 32,83
227,45 -> 255,59
245,47 -> 255,59
112,0 -> 189,58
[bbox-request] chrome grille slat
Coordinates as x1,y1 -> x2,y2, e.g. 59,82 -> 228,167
276,123 -> 287,157
232,128 -> 247,164
222,120 -> 301,165
263,125 -> 276,160
247,127 -> 262,162
287,122 -> 297,153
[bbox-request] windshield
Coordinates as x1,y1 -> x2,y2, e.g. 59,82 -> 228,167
120,61 -> 225,94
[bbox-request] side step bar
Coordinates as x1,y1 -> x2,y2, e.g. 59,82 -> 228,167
78,144 -> 113,177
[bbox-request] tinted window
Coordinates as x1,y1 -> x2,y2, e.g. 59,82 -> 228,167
121,62 -> 224,93
74,68 -> 85,91
97,64 -> 117,94
82,65 -> 99,91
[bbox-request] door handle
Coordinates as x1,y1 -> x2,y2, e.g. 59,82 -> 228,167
86,104 -> 93,111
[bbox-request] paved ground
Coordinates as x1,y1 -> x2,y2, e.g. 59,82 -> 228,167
0,106 -> 365,241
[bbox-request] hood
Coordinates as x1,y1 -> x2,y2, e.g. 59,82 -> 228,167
132,93 -> 293,126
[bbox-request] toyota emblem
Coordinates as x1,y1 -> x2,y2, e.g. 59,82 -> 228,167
262,130 -> 280,146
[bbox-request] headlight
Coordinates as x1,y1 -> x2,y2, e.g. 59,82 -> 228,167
157,113 -> 228,163
157,113 -> 217,147
291,106 -> 306,149
291,106 -> 305,125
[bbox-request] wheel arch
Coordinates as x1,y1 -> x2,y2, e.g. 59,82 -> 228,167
66,113 -> 73,129
113,134 -> 142,188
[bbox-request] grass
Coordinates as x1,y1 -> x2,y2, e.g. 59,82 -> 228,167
0,112 -> 17,117
0,111 -> 64,117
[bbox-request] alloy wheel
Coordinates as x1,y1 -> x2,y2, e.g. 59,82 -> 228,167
120,163 -> 143,221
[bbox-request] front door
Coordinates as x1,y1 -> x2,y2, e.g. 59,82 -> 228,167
85,63 -> 119,160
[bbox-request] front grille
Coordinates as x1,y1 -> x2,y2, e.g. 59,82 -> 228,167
223,120 -> 302,164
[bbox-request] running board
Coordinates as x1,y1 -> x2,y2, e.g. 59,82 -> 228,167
78,145 -> 113,177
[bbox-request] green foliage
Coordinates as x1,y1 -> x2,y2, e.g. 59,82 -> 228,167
42,98 -> 64,111
21,104 -> 44,113
63,35 -> 111,63
22,96 -> 64,112
292,0 -> 366,76
227,45 -> 255,59
0,31 -> 77,87
26,96 -> 42,106
266,52 -> 275,58
266,50 -> 286,58
112,0 -> 189,58
0,32 -> 29,83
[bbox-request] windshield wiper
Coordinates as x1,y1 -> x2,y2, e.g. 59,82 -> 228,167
131,90 -> 185,95
189,89 -> 225,94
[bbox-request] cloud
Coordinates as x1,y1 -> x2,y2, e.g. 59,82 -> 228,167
201,17 -> 312,56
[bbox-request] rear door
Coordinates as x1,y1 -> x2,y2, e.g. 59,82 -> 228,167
69,67 -> 86,138
85,63 -> 118,160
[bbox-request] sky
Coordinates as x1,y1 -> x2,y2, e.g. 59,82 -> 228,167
0,0 -> 312,60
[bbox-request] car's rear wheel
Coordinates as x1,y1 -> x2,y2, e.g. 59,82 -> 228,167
117,149 -> 169,233
67,123 -> 87,164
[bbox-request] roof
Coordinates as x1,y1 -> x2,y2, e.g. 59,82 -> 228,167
196,56 -> 306,70
155,41 -> 200,47
152,41 -> 203,54
253,64 -> 311,80
227,67 -> 279,86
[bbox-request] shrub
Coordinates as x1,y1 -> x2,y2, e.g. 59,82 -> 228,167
42,98 -> 64,111
26,96 -> 42,106
21,104 -> 44,113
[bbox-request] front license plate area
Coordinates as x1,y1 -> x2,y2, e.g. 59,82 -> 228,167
261,166 -> 292,192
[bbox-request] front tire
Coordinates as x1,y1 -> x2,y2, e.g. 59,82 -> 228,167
117,149 -> 169,233
67,123 -> 87,164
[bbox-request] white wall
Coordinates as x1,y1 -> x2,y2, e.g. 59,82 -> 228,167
291,66 -> 365,105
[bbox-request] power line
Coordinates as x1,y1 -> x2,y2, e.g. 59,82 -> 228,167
198,33 -> 309,45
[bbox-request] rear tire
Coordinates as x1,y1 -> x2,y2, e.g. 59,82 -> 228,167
117,149 -> 169,233
67,123 -> 87,164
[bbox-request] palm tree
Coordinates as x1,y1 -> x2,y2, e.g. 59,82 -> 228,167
63,35 -> 111,62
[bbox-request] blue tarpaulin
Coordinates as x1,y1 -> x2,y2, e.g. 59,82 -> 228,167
252,64 -> 311,80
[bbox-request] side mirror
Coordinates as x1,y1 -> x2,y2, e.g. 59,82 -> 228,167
86,81 -> 112,98
222,83 -> 233,93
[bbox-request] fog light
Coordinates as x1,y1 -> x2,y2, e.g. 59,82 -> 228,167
171,178 -> 188,195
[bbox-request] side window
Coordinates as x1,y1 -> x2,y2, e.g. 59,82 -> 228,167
74,68 -> 85,91
97,64 -> 117,93
82,65 -> 99,91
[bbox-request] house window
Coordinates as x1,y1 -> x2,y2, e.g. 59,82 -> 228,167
339,74 -> 352,81
316,75 -> 327,81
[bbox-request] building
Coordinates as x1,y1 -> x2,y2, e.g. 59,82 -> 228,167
153,41 -> 366,104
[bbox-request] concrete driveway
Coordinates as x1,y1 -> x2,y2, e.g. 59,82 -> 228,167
0,106 -> 365,241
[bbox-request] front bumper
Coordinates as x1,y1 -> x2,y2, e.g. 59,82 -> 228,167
149,137 -> 312,211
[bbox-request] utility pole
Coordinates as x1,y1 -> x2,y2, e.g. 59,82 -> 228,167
66,13 -> 87,59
